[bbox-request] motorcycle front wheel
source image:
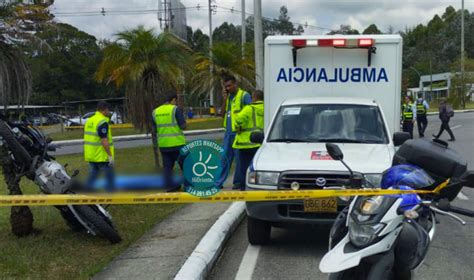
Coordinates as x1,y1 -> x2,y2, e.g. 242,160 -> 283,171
73,205 -> 122,244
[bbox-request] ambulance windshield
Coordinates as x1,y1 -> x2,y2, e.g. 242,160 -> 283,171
267,104 -> 389,144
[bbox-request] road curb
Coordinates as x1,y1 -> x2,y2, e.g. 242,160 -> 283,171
53,128 -> 224,147
174,202 -> 246,280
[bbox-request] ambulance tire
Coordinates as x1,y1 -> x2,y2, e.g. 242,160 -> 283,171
247,216 -> 271,245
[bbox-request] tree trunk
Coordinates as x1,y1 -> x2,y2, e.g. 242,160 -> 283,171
0,145 -> 34,237
150,127 -> 161,169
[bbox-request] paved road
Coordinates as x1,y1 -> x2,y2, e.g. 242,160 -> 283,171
210,112 -> 474,280
52,132 -> 224,155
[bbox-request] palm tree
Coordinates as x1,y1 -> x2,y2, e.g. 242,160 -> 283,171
192,42 -> 256,109
96,26 -> 193,167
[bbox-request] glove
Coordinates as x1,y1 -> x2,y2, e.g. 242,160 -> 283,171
108,156 -> 114,166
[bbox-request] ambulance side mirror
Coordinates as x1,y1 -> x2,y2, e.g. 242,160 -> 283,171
393,132 -> 411,147
250,131 -> 264,144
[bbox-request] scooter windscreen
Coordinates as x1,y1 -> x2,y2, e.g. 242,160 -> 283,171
381,164 -> 435,190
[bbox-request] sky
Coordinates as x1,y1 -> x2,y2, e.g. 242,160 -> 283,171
51,0 -> 474,40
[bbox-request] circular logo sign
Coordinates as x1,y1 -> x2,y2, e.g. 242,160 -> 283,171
180,140 -> 226,197
315,177 -> 327,187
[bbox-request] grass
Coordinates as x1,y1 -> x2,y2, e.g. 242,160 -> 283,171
0,146 -> 183,279
427,101 -> 474,112
47,118 -> 223,141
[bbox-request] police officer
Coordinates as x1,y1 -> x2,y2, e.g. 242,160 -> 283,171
402,96 -> 416,139
84,101 -> 115,191
217,74 -> 251,189
233,90 -> 264,191
153,92 -> 186,192
415,93 -> 429,137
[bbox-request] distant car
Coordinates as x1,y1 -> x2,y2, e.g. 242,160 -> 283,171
66,111 -> 123,126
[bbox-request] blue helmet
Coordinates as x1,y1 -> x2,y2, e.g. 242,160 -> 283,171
381,164 -> 435,190
393,185 -> 422,211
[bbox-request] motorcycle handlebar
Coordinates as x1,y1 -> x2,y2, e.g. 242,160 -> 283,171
437,199 -> 474,218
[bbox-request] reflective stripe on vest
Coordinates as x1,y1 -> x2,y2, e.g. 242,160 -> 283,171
84,112 -> 114,162
154,104 -> 186,148
403,103 -> 414,121
416,100 -> 426,115
233,101 -> 264,149
223,88 -> 249,132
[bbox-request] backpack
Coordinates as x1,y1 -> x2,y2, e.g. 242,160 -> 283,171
446,105 -> 454,117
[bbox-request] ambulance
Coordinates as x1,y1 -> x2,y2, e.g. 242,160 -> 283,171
246,35 -> 410,245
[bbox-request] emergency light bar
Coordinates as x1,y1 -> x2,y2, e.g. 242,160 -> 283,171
290,38 -> 376,66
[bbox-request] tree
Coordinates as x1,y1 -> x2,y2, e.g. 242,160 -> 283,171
187,26 -> 209,53
276,6 -> 295,35
362,24 -> 382,34
25,23 -> 108,105
327,25 -> 360,35
96,27 -> 192,167
192,42 -> 255,109
0,0 -> 54,237
212,22 -> 241,44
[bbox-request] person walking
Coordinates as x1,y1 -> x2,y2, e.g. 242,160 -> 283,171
233,90 -> 264,191
402,96 -> 416,139
415,93 -> 429,137
432,98 -> 455,141
217,74 -> 251,189
153,92 -> 187,192
84,101 -> 115,192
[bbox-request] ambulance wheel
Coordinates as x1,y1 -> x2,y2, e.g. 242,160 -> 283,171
247,216 -> 271,245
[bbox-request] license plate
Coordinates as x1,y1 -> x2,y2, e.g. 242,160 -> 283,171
304,198 -> 338,212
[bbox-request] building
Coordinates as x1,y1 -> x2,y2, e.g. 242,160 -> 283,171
407,72 -> 473,102
158,0 -> 187,41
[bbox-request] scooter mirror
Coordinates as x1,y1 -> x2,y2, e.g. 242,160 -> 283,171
326,143 -> 344,161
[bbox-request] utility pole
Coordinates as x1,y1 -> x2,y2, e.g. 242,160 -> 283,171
208,0 -> 214,108
461,0 -> 465,108
254,0 -> 264,90
241,0 -> 246,57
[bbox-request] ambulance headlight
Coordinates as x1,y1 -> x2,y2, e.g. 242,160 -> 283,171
250,171 -> 280,186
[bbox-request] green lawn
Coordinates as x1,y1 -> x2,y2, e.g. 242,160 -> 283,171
47,118 -> 223,141
0,147 -> 183,279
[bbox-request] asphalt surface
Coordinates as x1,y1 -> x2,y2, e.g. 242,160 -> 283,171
51,132 -> 224,155
210,112 -> 474,280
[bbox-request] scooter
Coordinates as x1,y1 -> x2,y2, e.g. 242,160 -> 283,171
319,142 -> 474,279
0,119 -> 121,244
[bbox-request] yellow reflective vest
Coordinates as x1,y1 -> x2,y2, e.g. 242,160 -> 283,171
84,112 -> 114,162
416,100 -> 426,115
402,103 -> 414,121
233,101 -> 264,149
154,104 -> 186,148
223,88 -> 250,132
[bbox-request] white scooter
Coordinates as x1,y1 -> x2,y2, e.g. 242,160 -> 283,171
319,142 -> 474,280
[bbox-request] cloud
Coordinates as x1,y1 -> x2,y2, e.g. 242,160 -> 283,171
52,0 -> 474,39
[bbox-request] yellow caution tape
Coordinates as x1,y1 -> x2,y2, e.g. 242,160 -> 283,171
0,180 -> 450,207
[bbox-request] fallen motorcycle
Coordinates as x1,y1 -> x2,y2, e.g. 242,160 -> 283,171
0,119 -> 121,244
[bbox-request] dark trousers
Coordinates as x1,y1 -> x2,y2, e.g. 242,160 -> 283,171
236,148 -> 259,190
417,115 -> 428,137
162,150 -> 183,191
87,162 -> 115,192
435,120 -> 455,140
402,121 -> 414,139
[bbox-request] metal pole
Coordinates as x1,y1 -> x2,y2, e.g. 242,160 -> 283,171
208,0 -> 214,107
254,0 -> 264,90
241,0 -> 246,57
461,0 -> 465,108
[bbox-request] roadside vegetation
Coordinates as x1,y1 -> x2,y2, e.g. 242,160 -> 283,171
0,146 -> 182,279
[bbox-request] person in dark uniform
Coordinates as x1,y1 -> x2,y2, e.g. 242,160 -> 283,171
432,99 -> 455,141
415,93 -> 429,137
402,96 -> 416,139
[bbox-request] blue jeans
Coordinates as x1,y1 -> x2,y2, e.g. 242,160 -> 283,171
87,162 -> 115,192
215,133 -> 242,187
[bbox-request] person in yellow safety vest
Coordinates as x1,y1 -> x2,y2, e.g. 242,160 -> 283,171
152,92 -> 186,192
84,101 -> 115,191
217,74 -> 252,189
402,96 -> 417,139
415,93 -> 429,137
232,90 -> 264,191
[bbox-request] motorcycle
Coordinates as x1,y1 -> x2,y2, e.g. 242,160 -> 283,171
319,140 -> 474,279
0,119 -> 121,244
